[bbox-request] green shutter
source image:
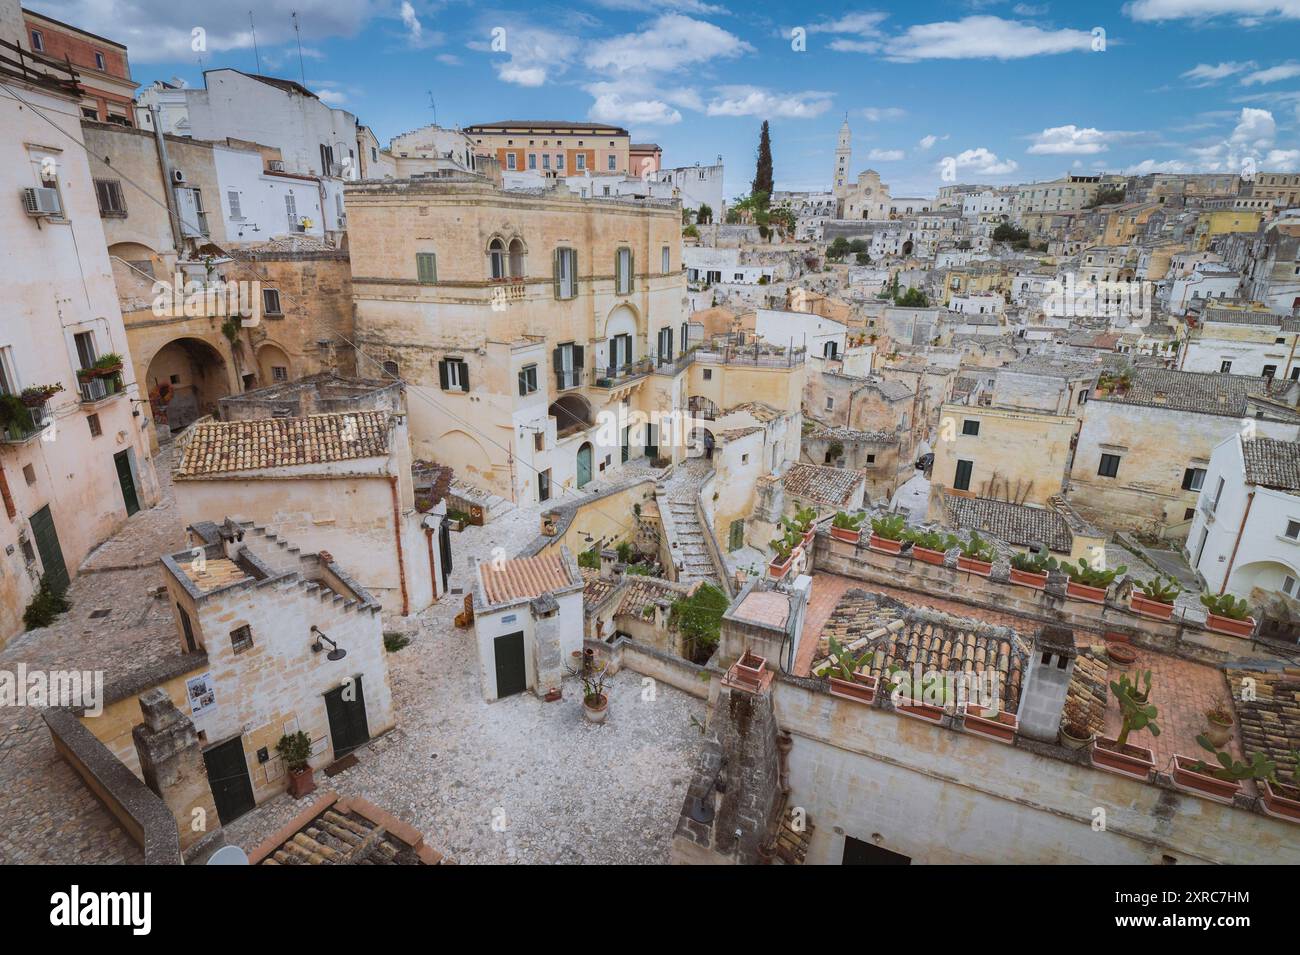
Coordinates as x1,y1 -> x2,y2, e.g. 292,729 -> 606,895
629,249 -> 635,292
438,359 -> 449,390
416,252 -> 437,284
458,360 -> 470,393
553,249 -> 561,300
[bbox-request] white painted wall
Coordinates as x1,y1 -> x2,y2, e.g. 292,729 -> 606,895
213,145 -> 326,242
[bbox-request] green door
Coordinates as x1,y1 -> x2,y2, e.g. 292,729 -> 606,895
645,423 -> 658,460
324,678 -> 371,759
114,450 -> 140,516
494,632 -> 527,698
29,505 -> 69,593
577,442 -> 593,488
621,426 -> 630,463
203,736 -> 256,825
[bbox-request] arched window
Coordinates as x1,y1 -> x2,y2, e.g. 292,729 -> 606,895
488,238 -> 506,280
508,238 -> 525,279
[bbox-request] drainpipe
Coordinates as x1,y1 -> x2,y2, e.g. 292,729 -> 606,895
1220,490 -> 1254,595
148,105 -> 185,252
388,476 -> 410,615
425,523 -> 438,601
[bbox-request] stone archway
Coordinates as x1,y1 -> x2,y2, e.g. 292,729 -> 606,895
256,342 -> 292,387
146,337 -> 232,434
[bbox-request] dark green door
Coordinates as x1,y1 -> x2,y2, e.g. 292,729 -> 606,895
577,442 -> 593,488
645,423 -> 658,460
114,450 -> 140,516
203,736 -> 255,825
494,632 -> 527,698
324,677 -> 370,759
29,505 -> 68,593
621,426 -> 630,463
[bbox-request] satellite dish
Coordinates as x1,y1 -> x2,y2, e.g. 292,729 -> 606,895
206,845 -> 250,865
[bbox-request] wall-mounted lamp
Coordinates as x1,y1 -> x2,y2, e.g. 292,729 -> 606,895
310,625 -> 347,661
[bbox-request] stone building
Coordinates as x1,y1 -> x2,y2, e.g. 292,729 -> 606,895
22,7 -> 136,125
463,120 -> 631,178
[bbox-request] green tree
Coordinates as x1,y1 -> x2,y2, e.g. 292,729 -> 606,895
896,286 -> 928,307
670,584 -> 730,664
827,236 -> 850,261
696,203 -> 714,225
752,120 -> 774,200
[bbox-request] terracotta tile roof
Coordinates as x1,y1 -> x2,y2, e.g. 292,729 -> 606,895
943,496 -> 1073,552
250,793 -> 449,866
581,569 -> 617,607
1227,665 -> 1300,775
1242,437 -> 1300,492
781,463 -> 864,508
176,412 -> 389,478
614,576 -> 686,617
1065,649 -> 1110,735
811,589 -> 1028,710
481,552 -> 577,605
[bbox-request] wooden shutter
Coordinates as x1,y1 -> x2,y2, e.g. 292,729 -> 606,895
438,359 -> 449,390
553,346 -> 564,375
629,249 -> 635,291
518,368 -> 528,396
417,253 -> 436,284
568,249 -> 578,297
572,345 -> 584,370
457,360 -> 470,392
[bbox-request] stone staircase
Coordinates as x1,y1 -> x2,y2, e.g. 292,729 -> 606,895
657,459 -> 724,589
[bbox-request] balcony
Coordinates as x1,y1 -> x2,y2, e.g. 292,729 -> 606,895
652,350 -> 697,376
1,403 -> 49,444
591,358 -> 654,389
78,372 -> 123,404
492,280 -> 527,306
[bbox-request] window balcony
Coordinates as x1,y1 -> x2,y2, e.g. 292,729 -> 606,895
1,403 -> 50,444
77,372 -> 123,403
591,358 -> 653,389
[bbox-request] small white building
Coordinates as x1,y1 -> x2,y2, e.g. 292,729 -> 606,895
473,550 -> 584,701
212,144 -> 331,242
1188,434 -> 1300,603
755,308 -> 847,360
1168,263 -> 1242,315
951,292 -> 1006,316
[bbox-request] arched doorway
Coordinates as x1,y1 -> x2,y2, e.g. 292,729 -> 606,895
549,393 -> 595,440
146,337 -> 231,434
901,240 -> 914,256
576,442 -> 593,488
256,343 -> 291,386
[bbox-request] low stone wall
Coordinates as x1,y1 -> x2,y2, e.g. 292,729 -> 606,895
43,708 -> 182,865
592,635 -> 713,701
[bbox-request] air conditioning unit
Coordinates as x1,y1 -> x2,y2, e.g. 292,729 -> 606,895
268,160 -> 285,172
172,168 -> 186,183
21,187 -> 61,217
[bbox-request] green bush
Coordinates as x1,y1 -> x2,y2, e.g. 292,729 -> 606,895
577,548 -> 600,570
670,584 -> 729,663
276,731 -> 313,773
383,632 -> 411,652
23,575 -> 70,630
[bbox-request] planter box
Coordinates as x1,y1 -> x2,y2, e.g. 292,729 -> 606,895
896,699 -> 946,724
730,651 -> 767,691
828,673 -> 877,704
801,529 -> 816,549
1091,738 -> 1155,781
868,534 -> 904,555
912,546 -> 946,566
829,526 -> 861,544
1261,780 -> 1300,822
1171,756 -> 1242,804
962,704 -> 1018,742
1009,568 -> 1048,590
1131,594 -> 1175,620
1066,579 -> 1107,604
1106,643 -> 1137,667
957,555 -> 992,577
287,767 -> 317,799
1205,612 -> 1255,638
768,556 -> 793,580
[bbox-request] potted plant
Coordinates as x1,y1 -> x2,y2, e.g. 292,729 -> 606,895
1059,699 -> 1096,751
818,637 -> 888,704
1131,575 -> 1181,620
768,529 -> 799,580
730,650 -> 767,691
830,511 -> 863,544
1200,592 -> 1255,637
1106,642 -> 1138,668
904,528 -> 957,566
92,353 -> 125,393
0,395 -> 35,440
894,672 -> 950,724
1092,673 -> 1160,781
868,514 -> 906,554
1127,669 -> 1152,704
1009,551 -> 1056,589
962,695 -> 1018,743
1204,696 -> 1234,748
1064,558 -> 1126,604
1261,750 -> 1300,822
956,532 -> 995,577
19,383 -> 62,407
276,731 -> 316,798
785,507 -> 818,549
570,661 -> 613,724
1173,736 -> 1274,804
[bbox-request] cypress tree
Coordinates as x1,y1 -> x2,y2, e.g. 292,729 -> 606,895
752,121 -> 773,202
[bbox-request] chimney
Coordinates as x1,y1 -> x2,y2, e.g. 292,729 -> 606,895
1017,626 -> 1077,742
599,547 -> 618,581
132,688 -> 222,858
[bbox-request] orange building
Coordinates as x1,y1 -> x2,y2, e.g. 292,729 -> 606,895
22,8 -> 136,125
465,120 -> 630,178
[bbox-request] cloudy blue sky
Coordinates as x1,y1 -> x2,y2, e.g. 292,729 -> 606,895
34,0 -> 1300,198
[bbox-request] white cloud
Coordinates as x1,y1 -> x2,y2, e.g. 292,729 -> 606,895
480,27 -> 580,87
1241,62 -> 1300,85
589,0 -> 727,13
1126,1 -> 1300,22
1181,61 -> 1256,85
705,86 -> 833,119
808,11 -> 889,53
949,147 -> 1018,175
1123,158 -> 1194,174
1027,125 -> 1122,155
585,14 -> 752,75
316,88 -> 348,106
886,16 -> 1097,61
918,134 -> 945,150
1139,107 -> 1296,176
866,148 -> 905,161
859,106 -> 906,121
589,94 -> 682,125
1230,107 -> 1277,148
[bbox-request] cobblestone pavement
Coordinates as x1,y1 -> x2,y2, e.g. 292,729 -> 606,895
226,515 -> 708,863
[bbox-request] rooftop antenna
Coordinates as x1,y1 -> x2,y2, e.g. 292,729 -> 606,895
249,11 -> 262,74
291,11 -> 306,86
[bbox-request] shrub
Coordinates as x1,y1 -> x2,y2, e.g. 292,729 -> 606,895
670,584 -> 729,663
276,731 -> 313,773
577,548 -> 600,570
23,575 -> 70,630
383,632 -> 410,652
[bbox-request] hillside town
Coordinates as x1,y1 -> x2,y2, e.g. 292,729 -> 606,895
1,0 -> 1298,874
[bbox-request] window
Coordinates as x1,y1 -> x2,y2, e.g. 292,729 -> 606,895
662,245 -> 670,274
556,154 -> 564,170
1098,453 -> 1121,478
538,469 -> 551,502
319,143 -> 334,174
228,190 -> 242,219
0,346 -> 16,396
528,153 -> 536,170
284,192 -> 297,229
94,51 -> 106,70
554,247 -> 577,299
382,360 -> 399,378
703,368 -> 712,380
30,29 -> 43,51
93,179 -> 125,216
416,252 -> 437,284
1220,360 -> 1232,374
608,333 -> 632,373
825,396 -> 835,411
74,331 -> 98,371
261,288 -> 283,316
1263,364 -> 1278,379
1182,467 -> 1207,492
518,364 -> 538,396
576,154 -> 586,171
230,625 -> 253,654
1286,520 -> 1300,541
962,419 -> 980,437
866,453 -> 876,464
608,155 -> 617,171
489,238 -> 506,280
553,343 -> 583,390
506,153 -> 517,170
271,366 -> 288,382
1211,476 -> 1225,513
22,464 -> 35,486
656,327 -> 674,364
954,459 -> 973,492
615,247 -> 633,294
439,357 -> 469,392
542,154 -> 551,170
1078,389 -> 1089,404
87,413 -> 101,437
82,106 -> 98,120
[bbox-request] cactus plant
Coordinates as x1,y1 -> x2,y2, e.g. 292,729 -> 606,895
1067,558 -> 1127,588
1200,592 -> 1251,620
869,513 -> 906,541
832,511 -> 863,531
1138,575 -> 1182,603
1191,736 -> 1276,783
1110,674 -> 1161,748
1010,551 -> 1057,574
958,531 -> 995,562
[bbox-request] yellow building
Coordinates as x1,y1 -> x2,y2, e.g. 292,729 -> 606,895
1195,208 -> 1265,251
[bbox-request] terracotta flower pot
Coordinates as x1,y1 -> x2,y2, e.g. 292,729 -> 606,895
1131,593 -> 1175,620
828,672 -> 877,704
1172,756 -> 1243,804
1067,580 -> 1107,604
896,699 -> 946,724
1009,568 -> 1048,590
731,651 -> 767,691
912,546 -> 946,566
768,555 -> 793,580
1205,613 -> 1255,638
957,555 -> 992,577
962,704 -> 1017,742
1261,780 -> 1300,822
830,526 -> 861,543
1059,726 -> 1096,751
868,534 -> 904,554
801,529 -> 816,549
1204,716 -> 1232,748
287,766 -> 316,798
1091,737 -> 1155,781
1106,642 -> 1138,667
583,693 -> 608,724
